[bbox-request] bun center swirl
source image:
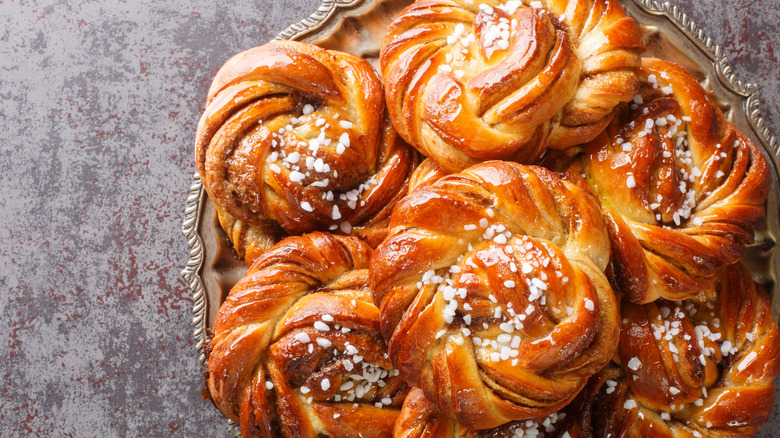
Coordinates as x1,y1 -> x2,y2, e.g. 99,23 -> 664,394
196,41 -> 417,235
371,161 -> 619,429
381,0 -> 644,171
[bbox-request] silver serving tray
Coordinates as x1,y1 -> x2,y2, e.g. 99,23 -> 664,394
180,0 -> 780,435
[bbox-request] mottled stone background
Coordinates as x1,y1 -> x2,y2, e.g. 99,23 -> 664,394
0,0 -> 777,436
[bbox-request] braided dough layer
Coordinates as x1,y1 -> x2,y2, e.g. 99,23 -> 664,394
569,58 -> 770,303
196,40 -> 418,258
371,161 -> 618,429
574,265 -> 780,437
208,233 -> 409,437
381,0 -> 644,172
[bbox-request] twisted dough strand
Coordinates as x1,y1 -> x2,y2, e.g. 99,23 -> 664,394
208,233 -> 408,438
570,58 -> 770,303
573,265 -> 780,437
380,0 -> 644,172
195,40 -> 418,246
394,388 -> 577,437
408,158 -> 451,192
215,207 -> 285,266
371,161 -> 618,429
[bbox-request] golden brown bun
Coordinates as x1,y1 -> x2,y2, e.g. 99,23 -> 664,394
394,388 -> 579,437
569,58 -> 770,303
371,161 -> 619,429
195,40 -> 418,241
574,265 -> 780,437
380,0 -> 644,172
207,233 -> 408,437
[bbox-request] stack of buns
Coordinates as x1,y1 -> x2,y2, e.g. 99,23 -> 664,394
194,1 -> 779,436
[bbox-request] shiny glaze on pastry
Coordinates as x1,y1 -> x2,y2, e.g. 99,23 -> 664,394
394,387 -> 578,437
371,161 -> 619,429
574,265 -> 780,437
408,158 -> 451,192
195,40 -> 418,255
380,0 -> 644,172
207,233 -> 408,437
569,58 -> 770,303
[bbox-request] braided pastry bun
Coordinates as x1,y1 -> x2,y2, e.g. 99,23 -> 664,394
370,161 -> 619,429
395,388 -> 578,437
380,0 -> 644,172
207,233 -> 409,437
574,264 -> 780,437
568,58 -> 770,304
195,40 -> 419,244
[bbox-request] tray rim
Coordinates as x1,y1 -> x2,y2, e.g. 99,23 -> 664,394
180,0 -> 780,427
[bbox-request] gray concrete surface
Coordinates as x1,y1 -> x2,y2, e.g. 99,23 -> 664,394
0,0 -> 778,436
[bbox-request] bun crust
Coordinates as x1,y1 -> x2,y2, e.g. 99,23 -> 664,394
196,40 -> 418,254
207,233 -> 408,437
569,58 -> 770,303
380,0 -> 644,172
371,161 -> 618,429
575,265 -> 780,437
394,388 -> 576,437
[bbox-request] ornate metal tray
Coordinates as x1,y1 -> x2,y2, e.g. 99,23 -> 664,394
181,0 -> 780,434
